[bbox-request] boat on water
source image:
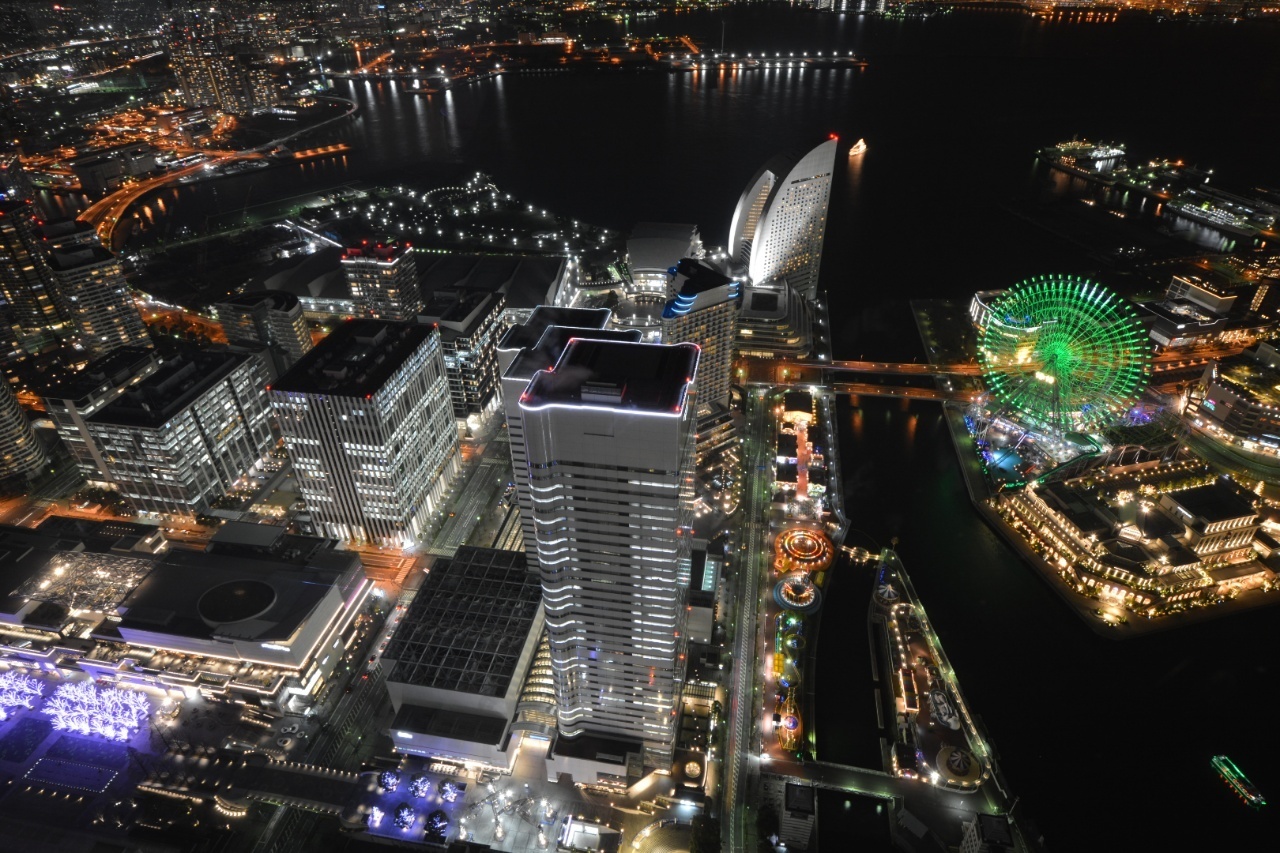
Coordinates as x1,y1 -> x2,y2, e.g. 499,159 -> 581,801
1212,755 -> 1266,808
1162,186 -> 1277,239
1038,139 -> 1126,183
848,138 -> 867,157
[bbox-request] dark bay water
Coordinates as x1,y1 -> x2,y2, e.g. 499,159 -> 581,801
49,9 -> 1280,849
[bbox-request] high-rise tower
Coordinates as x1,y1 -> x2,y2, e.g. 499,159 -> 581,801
518,338 -> 699,763
497,306 -> 637,569
341,243 -> 422,321
0,198 -> 67,338
0,378 -> 46,482
661,258 -> 742,467
270,320 -> 460,548
661,258 -> 741,411
47,246 -> 150,357
728,138 -> 838,301
170,34 -> 271,115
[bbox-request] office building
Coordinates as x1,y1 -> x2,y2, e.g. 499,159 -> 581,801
214,290 -> 314,374
40,345 -> 160,482
36,218 -> 98,252
341,242 -> 421,321
518,338 -> 699,763
270,320 -> 460,548
1156,479 -> 1259,559
419,289 -> 505,422
47,245 -> 150,358
1190,343 -> 1280,456
418,253 -> 571,327
728,138 -> 838,300
0,378 -> 46,481
81,347 -> 276,515
0,198 -> 66,338
497,306 -> 639,568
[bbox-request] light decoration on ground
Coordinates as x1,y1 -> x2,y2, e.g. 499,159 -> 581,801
980,274 -> 1150,436
394,802 -> 415,829
367,806 -> 384,828
0,670 -> 44,721
41,680 -> 149,740
440,780 -> 460,802
426,809 -> 448,841
773,527 -> 834,574
409,774 -> 431,798
378,769 -> 400,792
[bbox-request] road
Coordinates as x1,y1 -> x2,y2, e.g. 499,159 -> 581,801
723,391 -> 772,853
832,383 -> 983,402
738,344 -> 1241,388
77,97 -> 358,249
424,454 -> 507,557
78,152 -> 258,246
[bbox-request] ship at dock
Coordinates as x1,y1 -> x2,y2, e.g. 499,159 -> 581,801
1212,755 -> 1266,808
1039,139 -> 1127,184
1163,184 -> 1278,239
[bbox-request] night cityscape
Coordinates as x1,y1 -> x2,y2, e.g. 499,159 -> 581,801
0,2 -> 1278,852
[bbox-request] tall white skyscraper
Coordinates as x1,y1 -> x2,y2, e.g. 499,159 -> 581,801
497,306 -> 637,570
661,258 -> 741,411
728,138 -> 838,301
518,338 -> 699,763
270,320 -> 460,548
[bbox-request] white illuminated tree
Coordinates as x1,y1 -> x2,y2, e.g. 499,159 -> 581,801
0,670 -> 43,721
41,680 -> 150,741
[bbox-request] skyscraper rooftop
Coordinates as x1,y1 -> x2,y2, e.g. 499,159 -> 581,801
271,319 -> 435,398
521,339 -> 699,414
497,306 -> 614,354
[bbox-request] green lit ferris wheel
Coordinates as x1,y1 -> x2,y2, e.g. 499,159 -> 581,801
979,275 -> 1151,436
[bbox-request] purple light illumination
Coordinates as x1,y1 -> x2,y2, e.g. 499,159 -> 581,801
0,670 -> 44,721
40,680 -> 149,741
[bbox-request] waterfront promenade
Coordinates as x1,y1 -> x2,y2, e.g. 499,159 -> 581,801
755,548 -> 1032,853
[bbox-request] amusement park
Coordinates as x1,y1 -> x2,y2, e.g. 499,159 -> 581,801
969,274 -> 1156,487
928,273 -> 1280,629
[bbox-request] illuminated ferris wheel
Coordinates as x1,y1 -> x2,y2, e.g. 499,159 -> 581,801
979,274 -> 1151,435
